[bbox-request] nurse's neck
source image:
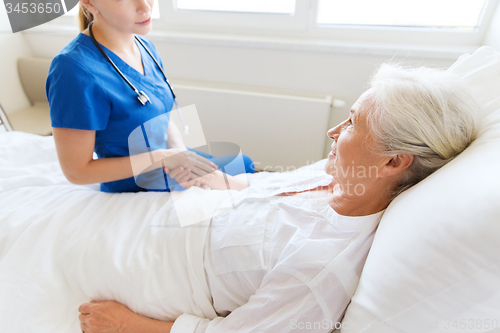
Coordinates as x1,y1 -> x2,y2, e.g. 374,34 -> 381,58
83,19 -> 138,56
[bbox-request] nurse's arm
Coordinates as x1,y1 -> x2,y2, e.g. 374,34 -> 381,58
52,127 -> 189,185
165,120 -> 220,178
53,127 -> 143,185
166,120 -> 186,150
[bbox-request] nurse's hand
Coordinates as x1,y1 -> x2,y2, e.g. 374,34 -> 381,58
164,166 -> 214,190
161,148 -> 217,178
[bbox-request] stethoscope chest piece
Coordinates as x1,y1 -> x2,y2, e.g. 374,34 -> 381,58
137,91 -> 151,106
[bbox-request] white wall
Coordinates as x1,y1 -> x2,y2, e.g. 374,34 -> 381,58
24,25 -> 455,157
0,34 -> 33,114
484,2 -> 500,50
146,40 -> 454,129
0,2 -> 33,114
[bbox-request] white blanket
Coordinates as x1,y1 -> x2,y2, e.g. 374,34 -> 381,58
0,131 -> 329,332
0,132 -> 244,332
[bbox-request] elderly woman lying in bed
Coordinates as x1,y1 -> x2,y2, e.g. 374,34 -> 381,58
77,64 -> 479,333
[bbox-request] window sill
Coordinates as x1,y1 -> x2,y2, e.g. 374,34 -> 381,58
26,23 -> 478,60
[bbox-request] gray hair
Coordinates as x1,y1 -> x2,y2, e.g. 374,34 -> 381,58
367,63 -> 480,198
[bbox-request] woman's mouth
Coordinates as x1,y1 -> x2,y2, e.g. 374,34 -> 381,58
136,17 -> 151,26
328,151 -> 336,158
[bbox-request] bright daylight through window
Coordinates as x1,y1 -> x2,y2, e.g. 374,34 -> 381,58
175,0 -> 296,14
316,0 -> 487,29
60,0 -> 495,46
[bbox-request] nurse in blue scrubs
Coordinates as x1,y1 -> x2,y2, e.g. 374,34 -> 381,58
46,0 -> 254,193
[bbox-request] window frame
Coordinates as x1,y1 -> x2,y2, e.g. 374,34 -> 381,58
154,0 -> 311,32
156,0 -> 499,45
307,0 -> 500,46
44,0 -> 499,49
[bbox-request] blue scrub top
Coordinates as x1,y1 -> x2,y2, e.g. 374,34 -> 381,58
46,33 -> 174,193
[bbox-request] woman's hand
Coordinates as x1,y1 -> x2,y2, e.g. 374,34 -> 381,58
174,170 -> 249,191
78,300 -> 133,333
160,148 -> 217,178
164,166 -> 215,189
78,300 -> 175,333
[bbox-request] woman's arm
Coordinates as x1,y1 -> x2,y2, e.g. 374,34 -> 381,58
53,127 -> 216,185
200,171 -> 249,191
78,300 -> 174,333
169,168 -> 249,191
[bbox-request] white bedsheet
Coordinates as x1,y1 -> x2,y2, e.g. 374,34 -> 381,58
0,131 -> 333,332
0,131 -> 247,332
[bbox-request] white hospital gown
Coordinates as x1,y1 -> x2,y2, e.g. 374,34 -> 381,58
171,163 -> 384,333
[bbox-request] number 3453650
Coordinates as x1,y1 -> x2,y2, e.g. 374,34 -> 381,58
5,2 -> 62,14
443,319 -> 499,330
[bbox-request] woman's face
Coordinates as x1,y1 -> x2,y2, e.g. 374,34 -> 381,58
89,0 -> 154,35
325,90 -> 387,194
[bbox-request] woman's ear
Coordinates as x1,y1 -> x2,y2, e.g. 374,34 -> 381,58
380,154 -> 414,178
79,0 -> 98,15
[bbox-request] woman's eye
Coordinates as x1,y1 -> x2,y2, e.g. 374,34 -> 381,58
347,119 -> 353,127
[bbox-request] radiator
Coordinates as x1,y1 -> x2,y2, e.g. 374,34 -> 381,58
170,78 -> 336,171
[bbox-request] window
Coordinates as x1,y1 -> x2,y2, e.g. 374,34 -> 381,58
47,0 -> 499,48
158,0 -> 310,31
175,0 -> 295,14
317,0 -> 487,29
310,0 -> 498,45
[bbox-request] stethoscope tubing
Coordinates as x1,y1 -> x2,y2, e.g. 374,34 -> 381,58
88,21 -> 177,102
88,21 -> 189,134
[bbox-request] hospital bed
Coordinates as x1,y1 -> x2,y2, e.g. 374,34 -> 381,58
0,46 -> 499,333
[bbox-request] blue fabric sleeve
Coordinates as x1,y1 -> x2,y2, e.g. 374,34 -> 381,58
46,54 -> 111,130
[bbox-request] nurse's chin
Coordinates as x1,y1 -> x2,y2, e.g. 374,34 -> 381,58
134,26 -> 153,36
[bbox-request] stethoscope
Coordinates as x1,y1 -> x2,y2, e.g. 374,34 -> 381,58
88,21 -> 189,135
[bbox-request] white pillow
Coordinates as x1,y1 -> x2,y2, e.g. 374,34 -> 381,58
340,46 -> 500,333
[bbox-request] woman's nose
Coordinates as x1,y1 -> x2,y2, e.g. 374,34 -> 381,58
327,125 -> 340,141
